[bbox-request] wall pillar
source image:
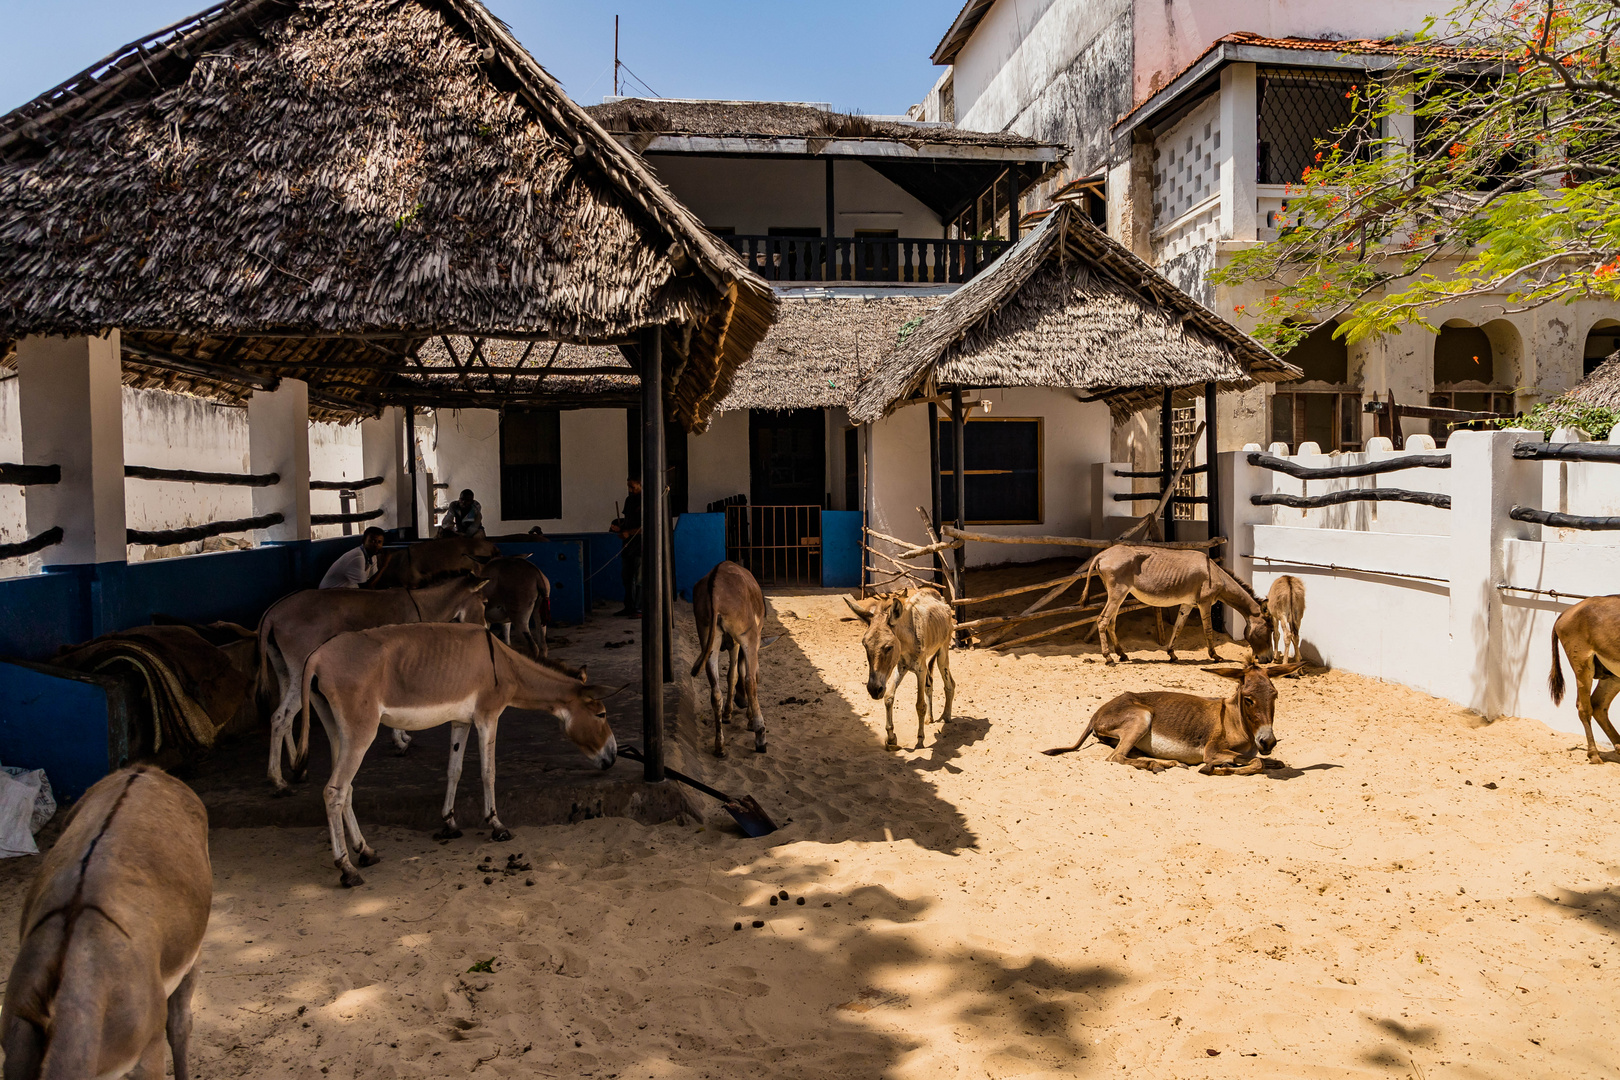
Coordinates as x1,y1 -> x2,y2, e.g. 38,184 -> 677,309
1446,429 -> 1540,716
17,333 -> 127,567
360,406 -> 410,532
1218,63 -> 1259,242
248,379 -> 311,543
1217,446 -> 1271,636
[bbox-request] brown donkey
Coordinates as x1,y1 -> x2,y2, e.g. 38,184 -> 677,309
302,623 -> 618,886
1548,595 -> 1620,764
845,588 -> 956,751
3,766 -> 211,1080
690,561 -> 775,757
481,555 -> 551,658
1044,659 -> 1300,774
1266,575 -> 1306,665
1081,546 -> 1272,663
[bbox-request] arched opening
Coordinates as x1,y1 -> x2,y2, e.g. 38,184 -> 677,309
1584,319 -> 1620,378
1269,321 -> 1361,452
1430,319 -> 1514,445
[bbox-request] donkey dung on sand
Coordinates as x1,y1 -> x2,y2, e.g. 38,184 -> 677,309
2,766 -> 211,1080
301,623 -> 618,887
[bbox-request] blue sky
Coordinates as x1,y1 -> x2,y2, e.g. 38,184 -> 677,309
0,1 -> 950,116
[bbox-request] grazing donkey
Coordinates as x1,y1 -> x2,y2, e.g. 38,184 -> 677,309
301,623 -> 618,886
691,561 -> 775,757
1548,595 -> 1620,765
1044,659 -> 1300,773
845,588 -> 955,751
1266,575 -> 1306,665
1081,546 -> 1272,663
2,766 -> 211,1080
256,575 -> 489,792
481,555 -> 551,658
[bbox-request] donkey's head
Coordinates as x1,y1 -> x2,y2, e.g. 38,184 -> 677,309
845,594 -> 910,700
552,682 -> 621,769
1243,607 -> 1276,661
1204,659 -> 1300,755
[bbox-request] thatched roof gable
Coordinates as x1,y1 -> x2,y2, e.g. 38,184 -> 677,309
0,0 -> 775,428
847,204 -> 1296,422
1561,353 -> 1620,411
587,98 -> 1050,150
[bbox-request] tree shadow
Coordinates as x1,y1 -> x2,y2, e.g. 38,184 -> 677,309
1538,886 -> 1620,939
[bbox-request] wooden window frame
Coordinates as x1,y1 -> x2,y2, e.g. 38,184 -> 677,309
498,407 -> 563,521
1270,386 -> 1363,453
937,416 -> 1044,526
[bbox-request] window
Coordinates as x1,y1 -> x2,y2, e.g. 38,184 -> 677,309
843,426 -> 859,511
1270,322 -> 1361,452
937,417 -> 1042,525
1584,322 -> 1620,377
1431,323 -> 1510,445
500,408 -> 561,520
1256,68 -> 1368,185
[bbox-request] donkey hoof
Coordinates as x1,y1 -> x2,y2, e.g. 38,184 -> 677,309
713,746 -> 727,759
291,767 -> 309,784
885,738 -> 900,752
356,849 -> 382,868
337,864 -> 366,888
270,784 -> 293,798
754,739 -> 767,754
491,827 -> 513,842
433,826 -> 463,841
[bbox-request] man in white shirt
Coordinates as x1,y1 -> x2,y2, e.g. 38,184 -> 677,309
319,527 -> 387,588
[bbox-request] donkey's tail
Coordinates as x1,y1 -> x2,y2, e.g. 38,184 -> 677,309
1042,714 -> 1097,756
690,601 -> 721,679
254,618 -> 278,713
1549,626 -> 1567,706
296,657 -> 322,775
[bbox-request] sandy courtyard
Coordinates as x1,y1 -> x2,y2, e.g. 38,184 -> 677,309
3,591 -> 1617,1079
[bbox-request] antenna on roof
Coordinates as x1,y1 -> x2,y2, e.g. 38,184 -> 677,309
614,15 -> 620,97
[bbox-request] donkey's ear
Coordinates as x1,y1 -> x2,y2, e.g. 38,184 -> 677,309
1201,665 -> 1248,680
844,596 -> 878,623
576,664 -> 588,682
583,682 -> 630,701
888,597 -> 906,623
471,578 -> 491,592
1263,663 -> 1303,679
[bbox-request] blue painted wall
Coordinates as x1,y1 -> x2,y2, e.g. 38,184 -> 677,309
673,513 -> 726,600
478,540 -> 587,625
0,659 -> 127,801
0,570 -> 86,662
821,511 -> 864,589
546,531 -> 622,607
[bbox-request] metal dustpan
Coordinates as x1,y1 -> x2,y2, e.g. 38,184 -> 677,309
618,746 -> 779,837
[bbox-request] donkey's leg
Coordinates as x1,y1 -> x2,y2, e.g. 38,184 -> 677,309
912,662 -> 931,749
514,600 -> 537,657
1103,707 -> 1174,771
435,721 -> 471,839
724,639 -> 742,724
320,707 -> 376,887
1099,593 -> 1130,663
267,666 -> 301,792
1165,604 -> 1194,661
1572,654 -> 1606,764
1198,603 -> 1219,661
743,643 -> 767,753
882,667 -> 903,751
126,1033 -> 168,1080
166,965 -> 198,1080
936,646 -> 956,725
706,643 -> 726,757
475,715 -> 512,841
1590,673 -> 1620,762
391,729 -> 412,755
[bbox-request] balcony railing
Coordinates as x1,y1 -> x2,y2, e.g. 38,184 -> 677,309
721,235 -> 1015,284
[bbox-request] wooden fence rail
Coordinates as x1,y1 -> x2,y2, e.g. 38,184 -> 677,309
0,526 -> 64,561
0,463 -> 61,486
125,465 -> 280,487
127,513 -> 283,546
1509,506 -> 1620,531
311,476 -> 384,491
1252,489 -> 1451,510
1246,451 -> 1452,481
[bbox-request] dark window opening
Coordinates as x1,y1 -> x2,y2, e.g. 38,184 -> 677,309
1584,324 -> 1620,377
500,408 -> 562,520
843,426 -> 859,512
1270,392 -> 1362,454
938,417 -> 1042,525
749,409 -> 825,507
1434,325 -> 1494,385
1284,322 -> 1350,384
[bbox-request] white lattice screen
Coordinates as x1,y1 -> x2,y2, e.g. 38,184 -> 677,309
1153,96 -> 1221,227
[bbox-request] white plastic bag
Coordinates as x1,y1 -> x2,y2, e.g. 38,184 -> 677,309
0,764 -> 56,858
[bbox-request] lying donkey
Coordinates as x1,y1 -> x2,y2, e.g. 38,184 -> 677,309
691,561 -> 776,757
1043,659 -> 1299,774
846,588 -> 955,751
301,623 -> 617,887
3,766 -> 211,1080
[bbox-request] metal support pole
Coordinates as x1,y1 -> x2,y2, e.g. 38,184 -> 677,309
405,406 -> 419,540
951,387 -> 967,632
640,326 -> 666,783
928,400 -> 944,586
1160,388 -> 1176,543
1204,381 -> 1222,633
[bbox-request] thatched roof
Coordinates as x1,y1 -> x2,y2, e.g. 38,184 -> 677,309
0,0 -> 776,429
587,98 -> 1050,150
848,204 -> 1297,423
1561,353 -> 1620,411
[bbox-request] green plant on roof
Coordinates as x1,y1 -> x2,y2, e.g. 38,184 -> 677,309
896,316 -> 925,345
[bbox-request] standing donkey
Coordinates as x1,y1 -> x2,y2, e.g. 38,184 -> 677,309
690,561 -> 774,757
1265,575 -> 1306,665
1548,595 -> 1620,764
1081,546 -> 1272,663
845,587 -> 956,751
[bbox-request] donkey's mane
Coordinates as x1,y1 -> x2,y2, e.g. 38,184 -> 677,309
1208,555 -> 1264,611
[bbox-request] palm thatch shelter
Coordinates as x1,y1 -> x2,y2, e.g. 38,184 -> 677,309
1559,354 -> 1620,413
0,0 -> 779,781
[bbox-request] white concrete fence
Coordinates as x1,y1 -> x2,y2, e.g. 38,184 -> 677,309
1219,427 -> 1620,738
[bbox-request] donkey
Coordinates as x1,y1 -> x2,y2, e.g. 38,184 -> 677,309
845,588 -> 955,751
691,561 -> 775,757
2,766 -> 211,1080
301,623 -> 618,886
1548,595 -> 1620,764
256,575 -> 489,792
481,555 -> 551,658
1266,575 -> 1307,665
1081,546 -> 1272,663
369,535 -> 498,589
1043,659 -> 1300,774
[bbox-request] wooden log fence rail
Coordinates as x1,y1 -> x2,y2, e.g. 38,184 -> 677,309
125,465 -> 280,487
0,526 -> 64,561
311,476 -> 384,491
0,462 -> 61,485
1508,506 -> 1620,531
127,513 -> 283,547
312,509 -> 385,526
1113,464 -> 1209,478
1245,451 -> 1452,480
1253,489 -> 1451,510
1511,443 -> 1620,464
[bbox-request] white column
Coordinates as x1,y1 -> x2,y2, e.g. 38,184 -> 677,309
1218,63 -> 1259,242
360,406 -> 409,532
247,379 -> 311,543
17,333 -> 126,565
1218,446 -> 1271,636
1446,429 -> 1541,716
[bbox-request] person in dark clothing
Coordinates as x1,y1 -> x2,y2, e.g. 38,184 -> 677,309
611,477 -> 643,617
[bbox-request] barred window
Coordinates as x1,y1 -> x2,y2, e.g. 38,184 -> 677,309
500,408 -> 561,520
938,418 -> 1043,525
1257,67 -> 1368,185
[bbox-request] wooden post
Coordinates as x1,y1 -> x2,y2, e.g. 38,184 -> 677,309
1006,166 -> 1021,242
1160,388 -> 1176,542
640,326 -> 666,783
405,406 -> 419,539
1204,381 -> 1223,634
825,158 -> 836,281
928,400 -> 944,587
951,387 -> 967,632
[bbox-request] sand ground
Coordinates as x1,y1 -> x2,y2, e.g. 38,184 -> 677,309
2,588 -> 1618,1079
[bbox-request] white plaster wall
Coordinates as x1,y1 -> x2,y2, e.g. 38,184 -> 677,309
869,388 -> 1112,566
307,420 -> 365,540
953,0 -> 1120,131
0,375 -> 25,578
643,157 -> 942,237
122,387 -> 251,555
688,409 -> 751,512
431,407 -> 629,534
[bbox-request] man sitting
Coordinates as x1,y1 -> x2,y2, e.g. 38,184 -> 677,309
319,527 -> 386,588
439,488 -> 484,538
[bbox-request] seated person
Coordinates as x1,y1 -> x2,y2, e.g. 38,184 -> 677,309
439,488 -> 484,538
319,527 -> 386,588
